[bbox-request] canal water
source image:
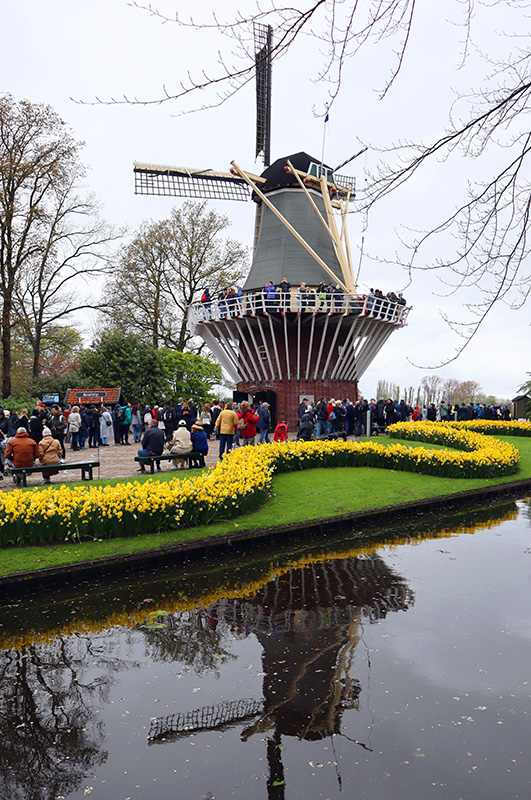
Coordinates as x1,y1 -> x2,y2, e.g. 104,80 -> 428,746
0,498 -> 529,800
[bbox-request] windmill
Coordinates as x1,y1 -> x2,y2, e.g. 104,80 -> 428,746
133,24 -> 410,426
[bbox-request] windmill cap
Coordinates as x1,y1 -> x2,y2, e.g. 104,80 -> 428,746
253,152 -> 332,198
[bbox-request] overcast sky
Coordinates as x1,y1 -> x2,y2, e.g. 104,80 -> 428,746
2,1 -> 529,401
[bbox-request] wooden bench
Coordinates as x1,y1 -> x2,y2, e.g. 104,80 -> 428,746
7,460 -> 100,487
134,451 -> 206,474
315,432 -> 347,442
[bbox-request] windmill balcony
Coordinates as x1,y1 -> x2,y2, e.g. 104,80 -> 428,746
188,289 -> 411,330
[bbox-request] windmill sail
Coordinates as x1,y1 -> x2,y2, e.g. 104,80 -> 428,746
254,23 -> 273,167
133,162 -> 249,201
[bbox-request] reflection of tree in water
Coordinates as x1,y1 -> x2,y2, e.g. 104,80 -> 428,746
139,610 -> 237,673
0,633 -> 136,800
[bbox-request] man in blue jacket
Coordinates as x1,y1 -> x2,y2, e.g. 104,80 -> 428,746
257,402 -> 271,444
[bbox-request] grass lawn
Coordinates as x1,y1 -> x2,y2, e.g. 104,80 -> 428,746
1,435 -> 530,579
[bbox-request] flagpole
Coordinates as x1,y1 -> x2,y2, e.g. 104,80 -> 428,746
321,104 -> 329,168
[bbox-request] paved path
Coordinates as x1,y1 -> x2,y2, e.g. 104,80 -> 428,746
0,434 -> 306,490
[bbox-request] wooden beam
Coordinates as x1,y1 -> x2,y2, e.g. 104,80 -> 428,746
319,174 -> 355,292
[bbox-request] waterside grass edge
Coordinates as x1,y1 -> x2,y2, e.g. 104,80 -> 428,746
0,429 -> 530,582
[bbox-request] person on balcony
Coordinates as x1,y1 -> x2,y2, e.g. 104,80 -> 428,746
297,282 -> 308,311
317,281 -> 327,311
307,285 -> 317,311
200,288 -> 212,320
326,282 -> 335,311
218,288 -> 228,319
333,284 -> 345,313
235,285 -> 243,316
226,287 -> 237,317
263,281 -> 277,313
279,277 -> 291,311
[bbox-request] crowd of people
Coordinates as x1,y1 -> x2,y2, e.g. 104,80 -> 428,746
199,280 -> 407,320
0,393 -> 514,484
294,396 -> 513,440
0,397 -> 215,484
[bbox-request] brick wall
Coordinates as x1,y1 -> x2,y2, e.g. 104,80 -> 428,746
237,377 -> 358,430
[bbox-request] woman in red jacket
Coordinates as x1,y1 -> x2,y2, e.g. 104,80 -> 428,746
237,401 -> 259,446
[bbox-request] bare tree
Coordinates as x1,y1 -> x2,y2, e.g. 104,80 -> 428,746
458,379 -> 482,404
103,201 -> 249,352
441,377 -> 483,405
13,188 -> 121,379
102,219 -> 177,349
420,374 -> 443,405
442,377 -> 462,406
404,385 -> 416,405
0,94 -> 119,395
97,2 -> 531,361
376,378 -> 400,400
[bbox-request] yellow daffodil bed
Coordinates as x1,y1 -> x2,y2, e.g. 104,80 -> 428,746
0,420 -> 529,548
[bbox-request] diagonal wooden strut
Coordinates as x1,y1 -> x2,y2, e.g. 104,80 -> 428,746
230,161 -> 349,293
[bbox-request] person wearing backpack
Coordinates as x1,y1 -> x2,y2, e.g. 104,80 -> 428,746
314,397 -> 329,437
162,401 -> 176,442
120,403 -> 132,444
215,401 -> 239,459
237,401 -> 259,446
331,400 -> 345,433
210,400 -> 221,440
49,405 -> 67,459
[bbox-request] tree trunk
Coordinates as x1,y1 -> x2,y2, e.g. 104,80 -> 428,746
32,334 -> 41,380
2,296 -> 12,397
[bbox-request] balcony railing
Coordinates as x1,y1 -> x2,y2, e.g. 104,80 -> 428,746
188,289 -> 410,328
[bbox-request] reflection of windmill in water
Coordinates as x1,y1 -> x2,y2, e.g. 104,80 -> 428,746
134,25 -> 411,427
147,553 -> 413,797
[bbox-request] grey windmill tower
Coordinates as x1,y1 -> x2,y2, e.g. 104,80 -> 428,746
134,24 -> 410,426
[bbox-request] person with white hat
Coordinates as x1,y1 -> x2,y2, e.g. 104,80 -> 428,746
166,419 -> 193,469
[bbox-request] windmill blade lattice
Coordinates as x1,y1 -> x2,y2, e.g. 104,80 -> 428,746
254,23 -> 273,167
148,698 -> 264,743
133,162 -> 250,201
